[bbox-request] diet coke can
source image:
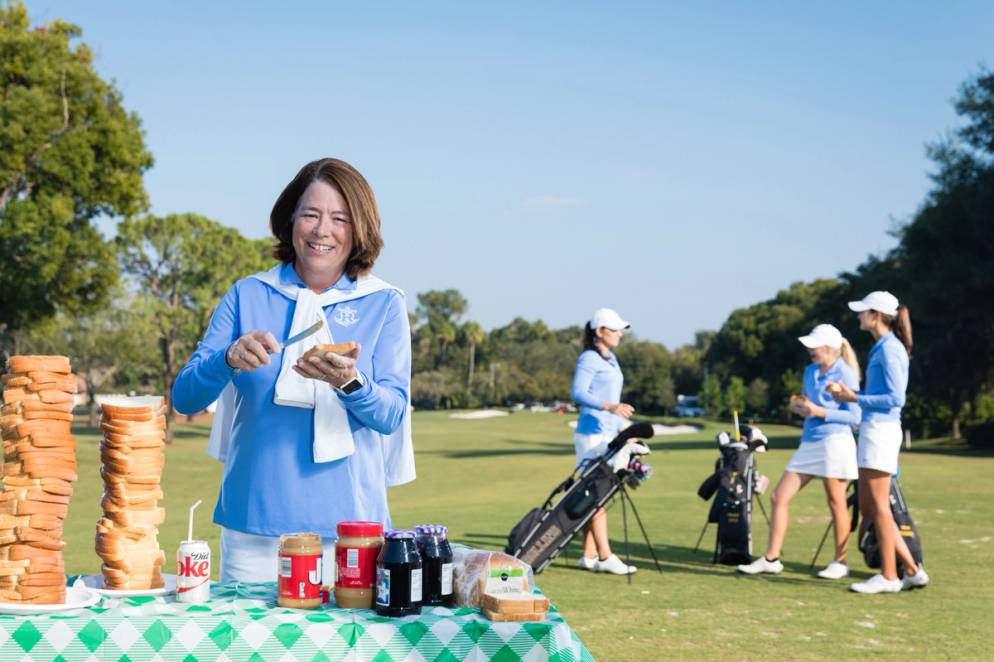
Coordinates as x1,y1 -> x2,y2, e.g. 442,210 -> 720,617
176,540 -> 211,603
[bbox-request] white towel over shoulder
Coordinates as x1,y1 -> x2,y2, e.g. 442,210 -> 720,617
207,266 -> 416,486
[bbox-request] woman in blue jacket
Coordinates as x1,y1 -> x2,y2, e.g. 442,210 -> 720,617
173,158 -> 412,582
570,308 -> 636,575
738,324 -> 861,580
833,291 -> 929,594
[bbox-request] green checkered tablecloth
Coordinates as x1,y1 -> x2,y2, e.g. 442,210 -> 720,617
0,582 -> 595,661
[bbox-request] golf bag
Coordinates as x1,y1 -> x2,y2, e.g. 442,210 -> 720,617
858,477 -> 924,574
506,422 -> 655,573
696,425 -> 769,565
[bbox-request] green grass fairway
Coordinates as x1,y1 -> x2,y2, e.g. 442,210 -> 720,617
61,412 -> 993,660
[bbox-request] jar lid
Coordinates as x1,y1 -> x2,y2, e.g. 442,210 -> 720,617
415,524 -> 448,536
384,529 -> 416,540
337,521 -> 384,537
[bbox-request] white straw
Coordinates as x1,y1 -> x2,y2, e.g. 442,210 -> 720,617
188,499 -> 202,542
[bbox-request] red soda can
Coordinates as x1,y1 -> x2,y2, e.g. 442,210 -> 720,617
176,540 -> 211,603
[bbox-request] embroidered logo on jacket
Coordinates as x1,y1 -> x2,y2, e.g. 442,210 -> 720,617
333,305 -> 359,327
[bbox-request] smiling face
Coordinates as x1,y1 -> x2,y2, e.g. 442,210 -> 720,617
291,180 -> 353,288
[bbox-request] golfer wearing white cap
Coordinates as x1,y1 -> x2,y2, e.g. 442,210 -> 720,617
571,308 -> 637,575
738,324 -> 861,580
832,291 -> 929,593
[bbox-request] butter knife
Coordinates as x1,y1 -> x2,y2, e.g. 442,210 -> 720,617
232,319 -> 324,375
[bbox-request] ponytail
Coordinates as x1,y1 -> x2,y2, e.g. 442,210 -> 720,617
883,305 -> 913,357
839,338 -> 861,383
581,322 -> 597,352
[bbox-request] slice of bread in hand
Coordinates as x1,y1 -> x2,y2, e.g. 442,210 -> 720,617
303,342 -> 358,360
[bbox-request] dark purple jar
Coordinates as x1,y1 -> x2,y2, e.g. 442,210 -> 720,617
375,530 -> 422,617
415,524 -> 454,607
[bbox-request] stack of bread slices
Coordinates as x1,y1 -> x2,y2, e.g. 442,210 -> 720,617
96,396 -> 166,590
0,355 -> 79,604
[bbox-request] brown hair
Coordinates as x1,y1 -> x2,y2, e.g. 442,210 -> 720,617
581,322 -> 598,352
270,158 -> 383,278
881,305 -> 913,357
838,338 -> 861,382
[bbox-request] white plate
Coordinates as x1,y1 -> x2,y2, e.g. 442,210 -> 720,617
0,581 -> 100,615
76,573 -> 177,597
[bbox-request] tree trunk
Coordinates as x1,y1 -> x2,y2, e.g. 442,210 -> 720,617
87,388 -> 98,428
952,415 -> 961,440
160,335 -> 176,444
467,343 -> 476,388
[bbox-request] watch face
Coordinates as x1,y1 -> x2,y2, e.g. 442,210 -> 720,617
341,378 -> 362,394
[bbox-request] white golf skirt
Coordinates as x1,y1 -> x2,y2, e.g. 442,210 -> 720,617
220,527 -> 337,584
574,432 -> 610,467
784,433 -> 858,480
857,419 -> 903,475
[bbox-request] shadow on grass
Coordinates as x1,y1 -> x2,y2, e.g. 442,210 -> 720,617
422,438 -> 575,459
457,531 -> 839,587
904,443 -> 994,458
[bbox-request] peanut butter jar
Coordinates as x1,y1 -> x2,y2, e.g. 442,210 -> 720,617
334,521 -> 384,609
278,532 -> 323,609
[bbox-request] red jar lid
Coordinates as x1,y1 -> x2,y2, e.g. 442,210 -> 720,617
337,521 -> 384,537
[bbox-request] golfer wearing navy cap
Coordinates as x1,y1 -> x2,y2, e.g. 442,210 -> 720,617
571,308 -> 637,575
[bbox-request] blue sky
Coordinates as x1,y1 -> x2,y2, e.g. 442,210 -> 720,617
28,1 -> 994,346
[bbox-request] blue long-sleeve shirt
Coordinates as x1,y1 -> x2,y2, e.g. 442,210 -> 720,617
173,263 -> 411,537
857,331 -> 909,423
800,359 -> 861,442
572,349 -> 624,436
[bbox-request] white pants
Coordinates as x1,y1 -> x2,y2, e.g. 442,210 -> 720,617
858,420 -> 903,475
220,527 -> 337,585
573,432 -> 610,467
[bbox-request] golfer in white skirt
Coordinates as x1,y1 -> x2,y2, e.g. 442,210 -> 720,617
832,291 -> 929,594
738,324 -> 861,580
570,308 -> 637,575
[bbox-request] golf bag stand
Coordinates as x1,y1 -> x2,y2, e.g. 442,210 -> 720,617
694,425 -> 770,566
506,422 -> 662,578
810,481 -> 859,568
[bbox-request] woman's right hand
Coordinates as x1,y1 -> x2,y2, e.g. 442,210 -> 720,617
606,402 -> 635,418
226,330 -> 281,372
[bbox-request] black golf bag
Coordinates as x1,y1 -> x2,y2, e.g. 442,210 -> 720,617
506,422 -> 655,573
696,426 -> 768,565
858,477 -> 924,574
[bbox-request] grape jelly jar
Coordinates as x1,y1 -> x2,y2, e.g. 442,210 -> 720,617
375,530 -> 422,617
415,524 -> 454,607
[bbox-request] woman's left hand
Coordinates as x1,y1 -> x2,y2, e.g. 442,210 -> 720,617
293,344 -> 362,388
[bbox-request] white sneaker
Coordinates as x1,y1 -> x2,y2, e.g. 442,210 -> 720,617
850,573 -> 902,594
577,556 -> 598,572
817,561 -> 850,580
902,566 -> 930,590
594,554 -> 637,575
736,557 -> 784,575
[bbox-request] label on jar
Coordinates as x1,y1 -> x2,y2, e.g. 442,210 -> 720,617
410,567 -> 422,603
336,545 -> 379,589
441,563 -> 453,595
375,567 -> 391,606
278,552 -> 322,600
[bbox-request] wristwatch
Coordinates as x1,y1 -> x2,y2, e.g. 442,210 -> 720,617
337,372 -> 364,395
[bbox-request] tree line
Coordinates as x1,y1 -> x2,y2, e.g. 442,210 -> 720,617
702,69 -> 994,444
2,4 -> 991,445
